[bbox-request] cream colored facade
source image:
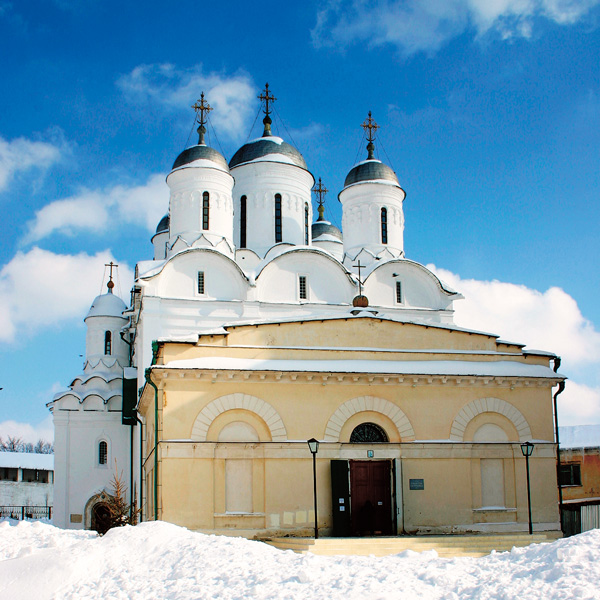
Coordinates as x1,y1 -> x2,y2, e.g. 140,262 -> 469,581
140,316 -> 562,537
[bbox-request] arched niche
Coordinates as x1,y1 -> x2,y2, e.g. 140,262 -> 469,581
208,410 -> 271,442
450,398 -> 531,442
191,393 -> 287,442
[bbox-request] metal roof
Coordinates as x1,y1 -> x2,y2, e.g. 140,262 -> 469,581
172,145 -> 229,171
344,159 -> 399,188
229,137 -> 307,170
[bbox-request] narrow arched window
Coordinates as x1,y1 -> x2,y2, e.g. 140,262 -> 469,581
104,331 -> 112,355
381,207 -> 388,244
202,192 -> 209,230
275,194 -> 282,243
98,441 -> 108,465
240,195 -> 247,248
304,203 -> 309,245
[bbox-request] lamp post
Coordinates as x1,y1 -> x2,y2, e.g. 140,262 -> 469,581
520,441 -> 535,535
307,438 -> 319,539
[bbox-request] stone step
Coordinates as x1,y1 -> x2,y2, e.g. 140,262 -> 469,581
263,532 -> 561,558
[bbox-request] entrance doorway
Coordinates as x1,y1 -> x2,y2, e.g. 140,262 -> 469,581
91,502 -> 111,535
350,460 -> 392,536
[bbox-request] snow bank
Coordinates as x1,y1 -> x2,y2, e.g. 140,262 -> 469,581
1,520 -> 599,599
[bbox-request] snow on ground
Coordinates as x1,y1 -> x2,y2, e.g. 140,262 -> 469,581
1,520 -> 599,600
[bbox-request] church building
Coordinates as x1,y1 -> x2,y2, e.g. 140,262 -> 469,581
49,86 -> 565,537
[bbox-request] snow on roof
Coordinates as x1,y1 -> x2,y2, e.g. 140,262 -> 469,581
559,425 -> 600,448
159,357 -> 560,379
85,293 -> 127,320
247,135 -> 284,145
243,153 -> 298,166
313,233 -> 344,243
0,452 -> 54,470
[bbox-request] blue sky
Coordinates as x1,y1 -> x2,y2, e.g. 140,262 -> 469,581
1,0 -> 599,441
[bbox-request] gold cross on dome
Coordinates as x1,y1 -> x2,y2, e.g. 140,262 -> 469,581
192,92 -> 212,126
258,83 -> 276,117
313,178 -> 328,207
361,111 -> 379,143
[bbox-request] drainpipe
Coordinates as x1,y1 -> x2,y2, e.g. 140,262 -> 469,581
552,356 -> 565,533
137,414 -> 144,522
145,341 -> 160,522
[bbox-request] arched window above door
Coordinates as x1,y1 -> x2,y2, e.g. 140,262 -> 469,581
350,422 -> 389,443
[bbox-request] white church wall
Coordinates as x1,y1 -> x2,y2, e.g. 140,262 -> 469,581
52,408 -> 131,529
143,249 -> 248,302
231,162 -> 314,257
255,250 -> 355,304
167,166 -> 234,256
340,181 -> 405,260
364,260 -> 455,311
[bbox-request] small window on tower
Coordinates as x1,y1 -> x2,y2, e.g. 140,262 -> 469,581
395,281 -> 402,304
275,194 -> 282,243
240,195 -> 247,248
197,271 -> 205,295
202,192 -> 209,230
98,441 -> 108,466
299,275 -> 307,300
104,331 -> 112,355
304,203 -> 309,245
381,207 -> 388,244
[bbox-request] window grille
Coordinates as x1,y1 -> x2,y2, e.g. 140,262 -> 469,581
350,423 -> 389,443
104,331 -> 112,355
299,275 -> 307,300
395,281 -> 402,303
240,195 -> 247,248
202,192 -> 209,230
275,194 -> 282,243
381,207 -> 388,244
197,271 -> 205,295
98,441 -> 108,465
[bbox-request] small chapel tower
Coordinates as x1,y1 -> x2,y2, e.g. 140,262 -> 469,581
84,263 -> 129,369
339,113 -> 406,267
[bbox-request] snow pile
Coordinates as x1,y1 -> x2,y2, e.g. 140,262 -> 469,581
1,520 -> 600,599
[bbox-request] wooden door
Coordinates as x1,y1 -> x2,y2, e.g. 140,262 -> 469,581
350,460 -> 392,536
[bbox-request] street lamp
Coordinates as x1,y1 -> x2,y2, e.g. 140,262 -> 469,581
307,438 -> 319,539
520,441 -> 535,535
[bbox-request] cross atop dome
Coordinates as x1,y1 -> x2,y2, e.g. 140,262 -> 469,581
105,261 -> 118,294
361,111 -> 379,159
192,92 -> 213,145
313,177 -> 328,221
258,83 -> 276,137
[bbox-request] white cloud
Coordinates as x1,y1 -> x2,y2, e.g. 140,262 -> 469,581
312,0 -> 600,55
0,415 -> 54,444
559,381 -> 600,426
23,173 -> 168,243
429,265 -> 600,366
0,134 -> 64,193
117,64 -> 256,143
0,247 -> 133,342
